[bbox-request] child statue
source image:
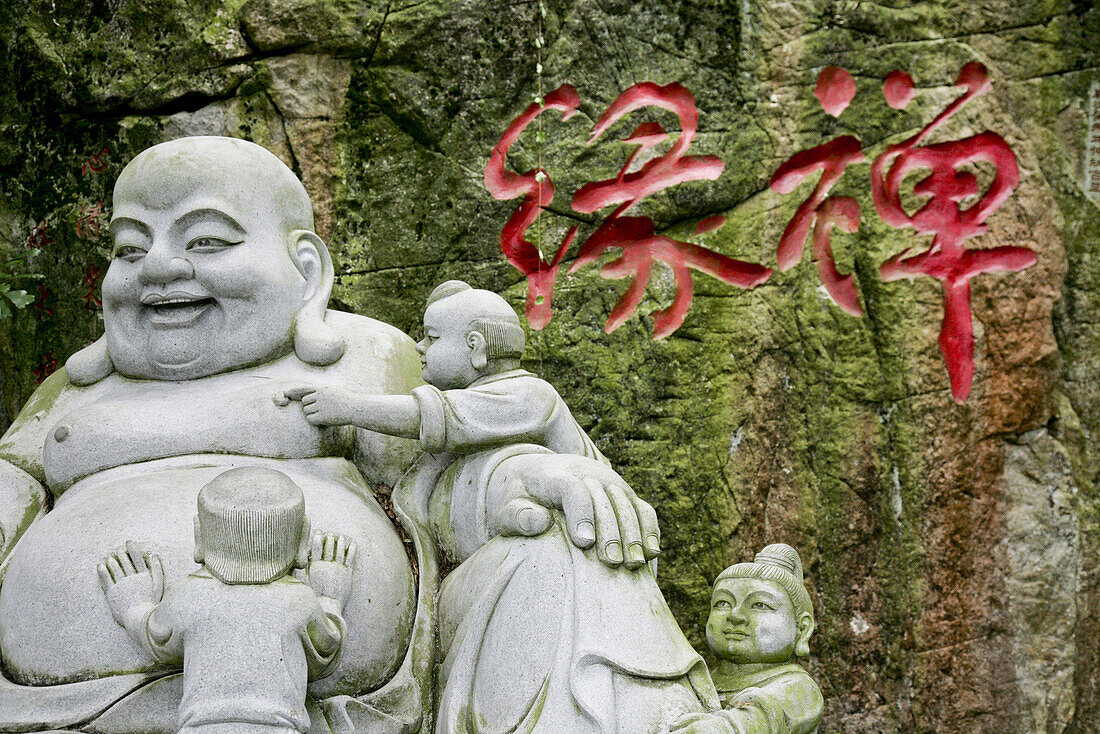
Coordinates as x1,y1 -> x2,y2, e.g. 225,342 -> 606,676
671,543 -> 824,734
97,466 -> 356,734
280,279 -> 660,568
284,279 -> 603,456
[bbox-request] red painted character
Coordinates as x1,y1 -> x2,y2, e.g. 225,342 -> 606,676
33,351 -> 59,385
81,265 -> 102,308
81,146 -> 110,175
484,84 -> 581,328
27,220 -> 52,250
77,200 -> 105,240
769,67 -> 865,316
871,62 -> 1036,403
570,82 -> 770,338
34,284 -> 54,317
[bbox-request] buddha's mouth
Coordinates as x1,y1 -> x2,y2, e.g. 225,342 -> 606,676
142,293 -> 216,326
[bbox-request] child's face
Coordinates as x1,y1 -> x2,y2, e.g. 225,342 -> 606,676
417,301 -> 482,389
705,577 -> 798,664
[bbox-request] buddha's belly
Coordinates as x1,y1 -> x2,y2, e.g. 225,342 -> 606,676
0,457 -> 415,697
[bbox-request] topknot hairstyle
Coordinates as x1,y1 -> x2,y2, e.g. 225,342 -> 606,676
716,543 -> 813,622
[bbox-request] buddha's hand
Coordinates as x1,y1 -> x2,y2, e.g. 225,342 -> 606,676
496,453 -> 660,569
308,531 -> 357,609
97,541 -> 164,629
669,712 -> 737,734
278,385 -> 357,426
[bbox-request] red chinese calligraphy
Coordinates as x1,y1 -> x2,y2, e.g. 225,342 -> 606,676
77,200 -> 105,240
769,66 -> 866,316
814,67 -> 857,117
570,82 -> 771,338
872,62 -> 1036,403
81,265 -> 102,308
27,220 -> 52,250
34,284 -> 54,317
484,84 -> 581,328
34,351 -> 59,384
81,146 -> 110,175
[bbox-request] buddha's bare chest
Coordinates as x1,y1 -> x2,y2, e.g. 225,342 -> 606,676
43,374 -> 332,490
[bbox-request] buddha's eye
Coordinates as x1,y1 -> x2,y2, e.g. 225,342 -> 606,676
113,244 -> 146,262
187,236 -> 240,253
752,601 -> 775,611
713,600 -> 732,610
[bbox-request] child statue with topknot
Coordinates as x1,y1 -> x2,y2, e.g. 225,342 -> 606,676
98,466 -> 356,734
671,543 -> 824,734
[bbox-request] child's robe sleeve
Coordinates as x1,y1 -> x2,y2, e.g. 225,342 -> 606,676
302,599 -> 347,680
411,380 -> 557,455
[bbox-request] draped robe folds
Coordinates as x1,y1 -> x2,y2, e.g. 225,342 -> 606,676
398,443 -> 719,734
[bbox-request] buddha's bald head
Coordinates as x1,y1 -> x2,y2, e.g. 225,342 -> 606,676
113,136 -> 315,235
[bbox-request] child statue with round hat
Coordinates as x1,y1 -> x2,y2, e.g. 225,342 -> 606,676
671,543 -> 823,734
98,466 -> 356,734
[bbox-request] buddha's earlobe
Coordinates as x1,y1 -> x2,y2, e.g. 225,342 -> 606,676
795,612 -> 814,657
193,516 -> 204,565
65,336 -> 115,386
288,230 -> 344,366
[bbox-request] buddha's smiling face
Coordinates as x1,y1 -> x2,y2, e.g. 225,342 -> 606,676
103,138 -> 315,380
706,577 -> 799,664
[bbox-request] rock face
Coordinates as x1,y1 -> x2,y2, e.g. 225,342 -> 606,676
1,2 -> 1098,732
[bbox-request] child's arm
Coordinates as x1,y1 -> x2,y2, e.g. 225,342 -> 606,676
280,386 -> 420,438
97,542 -> 183,664
303,532 -> 356,678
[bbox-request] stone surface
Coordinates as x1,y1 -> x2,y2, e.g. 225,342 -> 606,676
1,2 -> 1099,732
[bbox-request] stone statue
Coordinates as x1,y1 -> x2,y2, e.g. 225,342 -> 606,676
671,544 -> 823,734
0,135 -> 718,733
98,467 -> 354,734
284,278 -> 718,731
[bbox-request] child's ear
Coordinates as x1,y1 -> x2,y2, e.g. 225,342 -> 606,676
467,331 -> 488,370
295,517 -> 312,569
795,611 -> 815,657
193,516 -> 204,564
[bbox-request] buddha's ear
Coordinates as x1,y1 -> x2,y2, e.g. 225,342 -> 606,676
65,336 -> 115,386
795,611 -> 815,657
287,230 -> 344,366
193,516 -> 204,565
467,330 -> 488,370
295,517 -> 312,569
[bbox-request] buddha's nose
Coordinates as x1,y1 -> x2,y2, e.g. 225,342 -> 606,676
139,246 -> 194,284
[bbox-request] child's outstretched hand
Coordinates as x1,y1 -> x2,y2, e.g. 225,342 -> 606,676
308,532 -> 357,609
277,385 -> 357,426
97,541 -> 164,627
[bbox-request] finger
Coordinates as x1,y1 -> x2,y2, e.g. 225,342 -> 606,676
335,535 -> 347,562
97,562 -> 113,588
106,554 -> 125,581
301,393 -> 318,406
312,531 -> 323,562
497,498 -> 553,537
126,541 -> 147,572
116,546 -> 136,576
282,386 -> 315,402
272,393 -> 290,407
585,478 -> 622,566
633,494 -> 661,559
151,554 -> 166,598
559,475 -> 596,548
323,534 -> 335,561
346,541 -> 357,568
605,483 -> 644,569
149,554 -> 165,598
